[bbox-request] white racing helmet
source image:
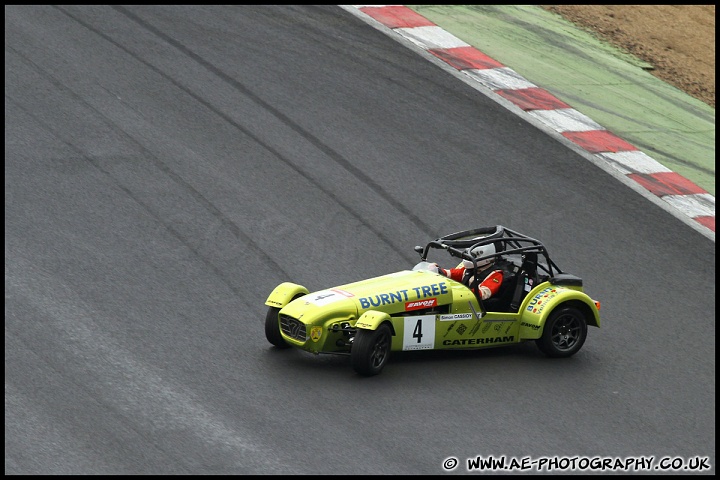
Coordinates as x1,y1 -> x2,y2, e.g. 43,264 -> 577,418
462,243 -> 496,269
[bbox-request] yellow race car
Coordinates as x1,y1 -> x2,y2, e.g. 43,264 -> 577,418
265,226 -> 600,376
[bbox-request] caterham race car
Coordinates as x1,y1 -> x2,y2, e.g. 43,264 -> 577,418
264,226 -> 601,376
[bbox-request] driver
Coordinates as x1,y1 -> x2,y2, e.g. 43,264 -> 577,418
428,244 -> 505,301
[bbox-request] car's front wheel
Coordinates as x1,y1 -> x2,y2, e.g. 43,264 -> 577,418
351,324 -> 392,376
536,306 -> 588,357
264,306 -> 291,349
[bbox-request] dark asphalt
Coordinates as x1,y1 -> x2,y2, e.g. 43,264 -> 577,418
5,5 -> 715,474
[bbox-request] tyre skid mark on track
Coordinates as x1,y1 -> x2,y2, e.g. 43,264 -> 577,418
107,5 -> 433,261
7,47 -> 274,304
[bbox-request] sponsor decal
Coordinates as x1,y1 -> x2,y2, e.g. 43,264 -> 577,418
307,290 -> 352,306
443,322 -> 456,337
405,344 -> 433,351
360,289 -> 409,309
521,321 -> 541,330
526,287 -> 560,314
442,336 -> 515,346
456,323 -> 467,335
358,282 -> 448,309
330,288 -> 354,297
310,326 -> 322,342
439,313 -> 473,321
482,322 -> 491,334
406,298 -> 437,311
536,303 -> 552,314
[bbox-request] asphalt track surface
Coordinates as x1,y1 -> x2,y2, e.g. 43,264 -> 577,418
5,5 -> 716,475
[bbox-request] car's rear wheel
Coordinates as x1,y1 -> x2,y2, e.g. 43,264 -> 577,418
264,306 -> 291,349
351,324 -> 392,376
536,306 -> 587,357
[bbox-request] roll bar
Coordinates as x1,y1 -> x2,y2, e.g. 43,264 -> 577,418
414,225 -> 563,278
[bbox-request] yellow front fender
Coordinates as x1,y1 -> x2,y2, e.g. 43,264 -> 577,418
265,282 -> 309,309
355,310 -> 391,330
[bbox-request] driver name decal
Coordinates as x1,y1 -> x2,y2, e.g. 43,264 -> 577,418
439,313 -> 473,321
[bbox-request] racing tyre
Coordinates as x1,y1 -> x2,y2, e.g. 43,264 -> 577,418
536,306 -> 588,357
265,306 -> 291,349
351,324 -> 392,376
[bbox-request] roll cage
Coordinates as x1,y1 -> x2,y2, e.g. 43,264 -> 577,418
414,226 -> 564,311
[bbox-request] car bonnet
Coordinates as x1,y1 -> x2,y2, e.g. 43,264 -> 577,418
330,269 -> 453,314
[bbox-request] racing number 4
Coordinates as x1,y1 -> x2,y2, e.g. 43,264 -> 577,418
413,318 -> 423,343
402,315 -> 435,351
